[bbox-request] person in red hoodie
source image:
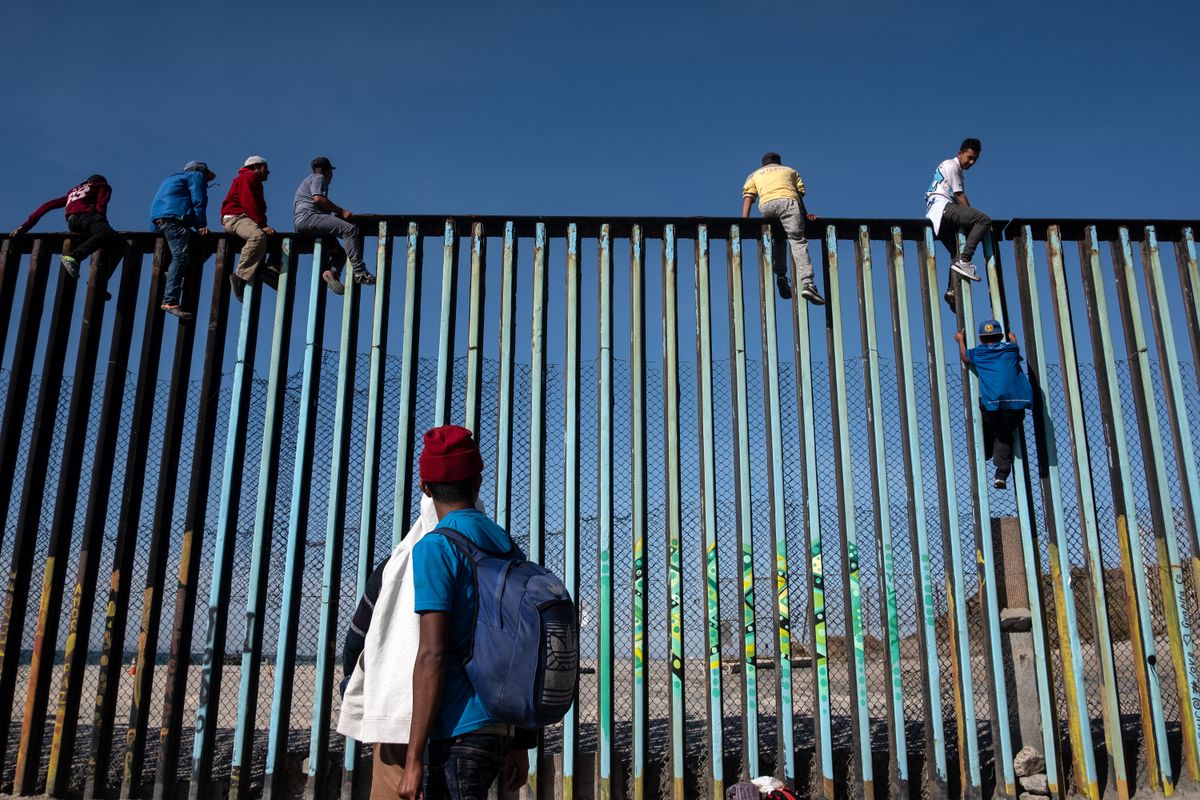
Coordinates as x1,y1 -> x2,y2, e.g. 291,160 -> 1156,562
10,174 -> 127,282
221,155 -> 276,302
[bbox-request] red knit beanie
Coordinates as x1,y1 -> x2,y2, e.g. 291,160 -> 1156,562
419,425 -> 484,482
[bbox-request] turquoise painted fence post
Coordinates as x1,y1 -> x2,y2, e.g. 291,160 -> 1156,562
852,226 -> 907,799
562,222 -> 582,800
1012,225 -> 1101,800
598,222 -> 615,800
1076,225 -> 1172,795
629,223 -> 650,800
758,227 -> 795,786
391,223 -> 423,545
883,227 -> 947,799
692,224 -> 726,800
528,221 -> 550,795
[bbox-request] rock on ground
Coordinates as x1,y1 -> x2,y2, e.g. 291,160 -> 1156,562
1020,774 -> 1050,794
1014,745 -> 1046,778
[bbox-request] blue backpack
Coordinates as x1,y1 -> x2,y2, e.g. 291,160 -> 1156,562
433,529 -> 578,728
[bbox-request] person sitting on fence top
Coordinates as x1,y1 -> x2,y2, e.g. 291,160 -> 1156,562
398,426 -> 533,800
10,174 -> 127,288
925,138 -> 990,311
221,155 -> 277,303
741,151 -> 826,306
150,161 -> 216,322
954,319 -> 1033,490
293,156 -> 375,296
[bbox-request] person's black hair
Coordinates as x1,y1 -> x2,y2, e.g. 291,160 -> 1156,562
761,152 -> 781,166
959,138 -> 982,154
86,174 -> 107,184
424,477 -> 477,504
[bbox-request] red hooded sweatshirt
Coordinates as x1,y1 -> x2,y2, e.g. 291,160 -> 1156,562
220,167 -> 268,226
19,177 -> 112,231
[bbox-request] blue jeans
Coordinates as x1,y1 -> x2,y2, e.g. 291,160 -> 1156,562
423,730 -> 510,800
155,218 -> 192,305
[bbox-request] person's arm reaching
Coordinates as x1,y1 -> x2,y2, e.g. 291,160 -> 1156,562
313,193 -> 352,220
398,611 -> 452,800
955,191 -> 971,207
953,330 -> 970,364
12,195 -> 68,235
741,195 -> 754,219
95,184 -> 111,216
189,173 -> 209,235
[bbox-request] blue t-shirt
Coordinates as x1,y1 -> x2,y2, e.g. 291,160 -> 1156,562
967,341 -> 1033,411
412,508 -> 522,739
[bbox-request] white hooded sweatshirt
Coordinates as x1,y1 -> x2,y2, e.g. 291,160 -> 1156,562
336,495 -> 442,743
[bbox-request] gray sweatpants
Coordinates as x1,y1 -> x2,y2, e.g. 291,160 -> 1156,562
295,214 -> 366,275
759,198 -> 815,283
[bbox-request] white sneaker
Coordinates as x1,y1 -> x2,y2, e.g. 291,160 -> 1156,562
951,259 -> 981,281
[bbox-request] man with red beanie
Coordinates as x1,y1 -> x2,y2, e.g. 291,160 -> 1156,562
221,155 -> 277,302
399,425 -> 532,799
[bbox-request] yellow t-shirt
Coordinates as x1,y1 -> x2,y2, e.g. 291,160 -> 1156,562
742,164 -> 805,205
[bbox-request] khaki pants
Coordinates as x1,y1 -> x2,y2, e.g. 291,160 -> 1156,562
223,214 -> 268,281
370,742 -> 407,800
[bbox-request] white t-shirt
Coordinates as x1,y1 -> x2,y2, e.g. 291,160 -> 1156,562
925,157 -> 964,234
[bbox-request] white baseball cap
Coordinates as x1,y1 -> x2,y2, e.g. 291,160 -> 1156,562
243,155 -> 267,167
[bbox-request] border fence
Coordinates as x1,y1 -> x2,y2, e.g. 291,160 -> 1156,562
0,215 -> 1198,800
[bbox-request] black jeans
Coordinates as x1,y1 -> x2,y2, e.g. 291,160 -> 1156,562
424,730 -> 511,800
983,408 -> 1025,481
938,203 -> 991,288
67,212 -> 126,278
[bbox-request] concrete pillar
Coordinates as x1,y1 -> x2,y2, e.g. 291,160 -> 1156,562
992,515 -> 1042,754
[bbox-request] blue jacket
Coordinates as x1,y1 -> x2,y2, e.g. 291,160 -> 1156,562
149,171 -> 208,229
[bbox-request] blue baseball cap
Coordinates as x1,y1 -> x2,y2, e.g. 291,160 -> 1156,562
978,319 -> 1003,337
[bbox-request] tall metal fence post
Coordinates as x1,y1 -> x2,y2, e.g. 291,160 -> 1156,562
598,222 -> 615,800
663,223 -> 686,799
628,223 -> 650,800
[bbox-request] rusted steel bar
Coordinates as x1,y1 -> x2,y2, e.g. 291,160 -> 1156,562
598,222 -> 615,800
525,221 -> 549,794
852,226 -> 906,799
883,228 -> 947,798
495,222 -> 518,529
342,224 -> 394,800
1012,225 -> 1100,800
391,224 -> 423,544
982,234 -> 1063,797
0,252 -> 80,789
1042,225 -> 1129,799
264,241 -> 330,800
757,227 -> 795,785
821,224 -> 872,800
224,239 -> 298,800
84,241 -> 168,800
151,241 -> 233,800
184,254 -> 264,800
434,218 -> 458,425
725,224 -> 760,780
561,222 -> 581,800
47,241 -> 145,797
692,224 -> 725,800
15,244 -> 117,793
662,224 -> 686,798
306,261 -> 361,799
464,221 -> 487,435
788,234 -> 832,800
1077,226 -> 1172,794
119,238 -> 210,798
953,273 -> 1016,799
914,228 -> 981,798
629,224 -> 650,800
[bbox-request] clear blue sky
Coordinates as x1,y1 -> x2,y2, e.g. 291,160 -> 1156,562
2,0 -> 1197,227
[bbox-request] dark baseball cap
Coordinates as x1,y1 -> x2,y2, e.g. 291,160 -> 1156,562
311,156 -> 336,170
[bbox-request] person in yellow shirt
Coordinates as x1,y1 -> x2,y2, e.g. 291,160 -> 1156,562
741,152 -> 825,305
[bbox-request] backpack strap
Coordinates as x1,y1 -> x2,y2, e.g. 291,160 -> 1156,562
430,528 -> 518,629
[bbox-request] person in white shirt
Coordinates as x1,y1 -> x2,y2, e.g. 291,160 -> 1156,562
924,138 -> 990,310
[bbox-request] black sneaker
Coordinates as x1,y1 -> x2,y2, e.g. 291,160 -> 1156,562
943,289 -> 956,311
993,478 -> 1007,490
229,273 -> 246,303
354,271 -> 376,286
323,269 -> 345,296
776,275 -> 792,300
262,267 -> 280,291
800,281 -> 825,306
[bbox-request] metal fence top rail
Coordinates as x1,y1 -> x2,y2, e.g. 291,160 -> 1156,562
1,216 -> 1196,250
